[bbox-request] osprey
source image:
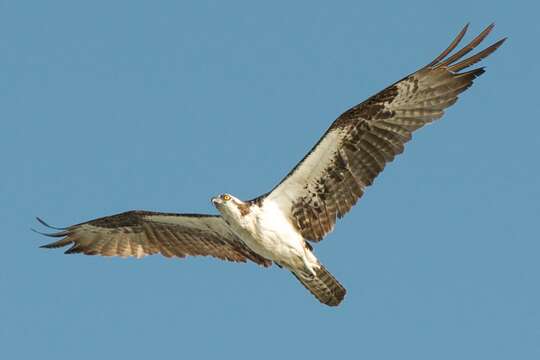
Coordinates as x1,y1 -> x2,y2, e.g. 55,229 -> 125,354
36,24 -> 505,306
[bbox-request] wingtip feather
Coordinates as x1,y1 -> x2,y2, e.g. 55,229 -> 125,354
39,235 -> 74,248
433,23 -> 498,69
36,217 -> 67,230
425,23 -> 470,68
448,37 -> 506,72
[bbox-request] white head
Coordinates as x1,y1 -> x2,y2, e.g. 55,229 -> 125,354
211,193 -> 250,220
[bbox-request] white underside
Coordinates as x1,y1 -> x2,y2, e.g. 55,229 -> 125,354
267,129 -> 344,214
222,199 -> 320,274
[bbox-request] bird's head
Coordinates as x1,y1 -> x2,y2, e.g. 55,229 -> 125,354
211,193 -> 250,219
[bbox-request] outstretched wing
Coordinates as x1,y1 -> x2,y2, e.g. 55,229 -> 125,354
36,210 -> 272,266
264,24 -> 505,242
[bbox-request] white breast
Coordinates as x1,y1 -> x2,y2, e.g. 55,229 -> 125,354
227,199 -> 309,269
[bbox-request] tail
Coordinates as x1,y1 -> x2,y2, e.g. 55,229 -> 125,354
292,264 -> 346,306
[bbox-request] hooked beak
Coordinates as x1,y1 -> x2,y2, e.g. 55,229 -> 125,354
211,197 -> 222,206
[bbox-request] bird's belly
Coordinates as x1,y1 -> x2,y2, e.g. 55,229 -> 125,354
231,215 -> 306,268
243,231 -> 300,265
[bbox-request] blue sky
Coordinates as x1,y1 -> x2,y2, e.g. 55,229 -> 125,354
2,1 -> 539,359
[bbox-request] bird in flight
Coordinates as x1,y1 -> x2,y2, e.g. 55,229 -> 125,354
36,24 -> 505,306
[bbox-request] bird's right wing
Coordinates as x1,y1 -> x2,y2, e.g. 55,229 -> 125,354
35,210 -> 272,267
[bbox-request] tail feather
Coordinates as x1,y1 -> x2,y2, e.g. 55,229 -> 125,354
292,265 -> 346,306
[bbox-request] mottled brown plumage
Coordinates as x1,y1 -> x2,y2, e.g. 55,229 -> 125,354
37,211 -> 271,266
265,23 -> 505,242
292,265 -> 346,306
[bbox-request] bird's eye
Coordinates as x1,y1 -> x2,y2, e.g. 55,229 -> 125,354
223,194 -> 231,201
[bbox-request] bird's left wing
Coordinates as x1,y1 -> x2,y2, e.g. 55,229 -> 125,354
35,210 -> 272,266
262,24 -> 505,242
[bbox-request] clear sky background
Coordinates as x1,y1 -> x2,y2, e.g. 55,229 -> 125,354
2,1 -> 538,359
